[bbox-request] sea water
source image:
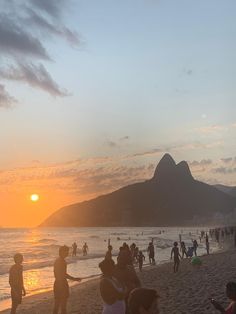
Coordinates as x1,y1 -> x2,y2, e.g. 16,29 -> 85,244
0,227 -> 218,310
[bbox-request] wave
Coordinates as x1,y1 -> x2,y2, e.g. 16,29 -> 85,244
0,253 -> 106,276
38,238 -> 57,243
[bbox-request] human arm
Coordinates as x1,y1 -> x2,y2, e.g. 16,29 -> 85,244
66,273 -> 81,282
210,299 -> 225,313
171,248 -> 173,259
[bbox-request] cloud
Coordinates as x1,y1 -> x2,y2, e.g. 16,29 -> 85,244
119,136 -> 130,141
189,159 -> 212,167
0,15 -> 50,60
106,140 -> 117,148
212,167 -> 236,175
197,125 -> 225,134
0,0 -> 79,104
221,157 -> 233,164
0,63 -> 68,97
30,0 -> 66,18
129,148 -> 163,158
0,84 -> 16,108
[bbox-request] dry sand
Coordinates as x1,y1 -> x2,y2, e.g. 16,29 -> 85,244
1,250 -> 236,314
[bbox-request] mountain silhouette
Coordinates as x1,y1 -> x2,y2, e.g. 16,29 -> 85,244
40,154 -> 236,227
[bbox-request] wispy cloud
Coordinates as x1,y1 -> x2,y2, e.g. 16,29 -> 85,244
0,63 -> 68,97
212,167 -> 236,175
0,84 -> 16,108
221,157 -> 233,164
196,125 -> 226,134
189,159 -> 212,167
0,0 -> 80,107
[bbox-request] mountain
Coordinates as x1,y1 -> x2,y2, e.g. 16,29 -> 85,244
40,154 -> 236,227
214,184 -> 236,198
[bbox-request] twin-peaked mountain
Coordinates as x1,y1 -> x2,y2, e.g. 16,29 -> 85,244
40,154 -> 236,227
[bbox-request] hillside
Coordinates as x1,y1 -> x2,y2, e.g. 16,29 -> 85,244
40,154 -> 236,227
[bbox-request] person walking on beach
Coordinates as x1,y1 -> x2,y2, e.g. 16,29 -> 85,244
171,242 -> 181,273
82,242 -> 88,256
72,242 -> 77,257
99,259 -> 126,314
53,245 -> 81,314
193,239 -> 198,256
211,281 -> 236,313
147,242 -> 155,265
137,250 -> 145,272
206,234 -> 210,255
9,253 -> 26,314
180,241 -> 187,258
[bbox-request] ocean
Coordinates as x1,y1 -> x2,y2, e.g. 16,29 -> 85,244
0,227 -> 218,310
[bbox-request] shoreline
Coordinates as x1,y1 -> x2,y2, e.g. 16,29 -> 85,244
1,249 -> 235,314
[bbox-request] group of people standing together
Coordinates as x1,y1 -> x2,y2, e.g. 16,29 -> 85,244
10,227 -> 236,314
100,241 -> 159,314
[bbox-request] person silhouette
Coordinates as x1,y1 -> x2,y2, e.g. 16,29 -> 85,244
9,253 -> 26,314
53,245 -> 81,314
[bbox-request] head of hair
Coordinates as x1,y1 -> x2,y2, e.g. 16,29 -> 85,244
226,282 -> 236,299
59,245 -> 69,257
174,241 -> 178,246
14,253 -> 23,264
128,288 -> 159,314
99,258 -> 115,275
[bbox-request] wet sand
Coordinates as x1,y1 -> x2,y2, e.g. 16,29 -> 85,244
1,250 -> 236,314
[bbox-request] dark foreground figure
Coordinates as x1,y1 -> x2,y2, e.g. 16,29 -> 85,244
128,288 -> 159,314
53,245 -> 81,314
211,282 -> 236,314
9,253 -> 26,314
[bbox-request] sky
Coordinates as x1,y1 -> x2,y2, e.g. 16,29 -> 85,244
0,0 -> 236,227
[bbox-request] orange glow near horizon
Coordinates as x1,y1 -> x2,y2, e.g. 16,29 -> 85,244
0,186 -> 84,228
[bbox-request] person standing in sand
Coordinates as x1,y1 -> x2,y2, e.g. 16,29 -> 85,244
72,242 -> 77,257
105,245 -> 113,261
9,253 -> 26,314
137,250 -> 145,272
53,245 -> 81,314
171,242 -> 181,273
99,259 -> 126,314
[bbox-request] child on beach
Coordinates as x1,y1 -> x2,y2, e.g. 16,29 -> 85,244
211,281 -> 236,313
137,250 -> 145,272
171,242 -> 181,273
53,245 -> 81,314
9,253 -> 26,314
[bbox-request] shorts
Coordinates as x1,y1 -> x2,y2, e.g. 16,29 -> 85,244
54,280 -> 69,300
11,289 -> 22,305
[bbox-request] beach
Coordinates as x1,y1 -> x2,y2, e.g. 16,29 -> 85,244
1,249 -> 236,314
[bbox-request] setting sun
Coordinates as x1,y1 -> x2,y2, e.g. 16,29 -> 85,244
30,194 -> 39,202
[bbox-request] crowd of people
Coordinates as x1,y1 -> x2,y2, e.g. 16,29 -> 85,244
8,226 -> 236,313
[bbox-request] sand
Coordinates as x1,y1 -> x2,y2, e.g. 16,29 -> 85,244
1,250 -> 236,314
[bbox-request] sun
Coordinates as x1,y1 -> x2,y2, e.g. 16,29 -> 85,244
30,194 -> 39,202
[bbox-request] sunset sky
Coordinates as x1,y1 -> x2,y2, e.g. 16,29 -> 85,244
0,0 -> 236,227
